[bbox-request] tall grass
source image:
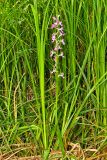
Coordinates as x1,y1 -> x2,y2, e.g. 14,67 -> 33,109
0,0 -> 107,159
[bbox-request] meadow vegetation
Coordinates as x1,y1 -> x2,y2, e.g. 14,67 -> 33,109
0,0 -> 107,159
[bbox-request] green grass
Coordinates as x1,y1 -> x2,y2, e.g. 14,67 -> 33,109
0,0 -> 107,159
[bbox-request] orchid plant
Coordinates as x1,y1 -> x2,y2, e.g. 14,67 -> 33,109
50,15 -> 65,79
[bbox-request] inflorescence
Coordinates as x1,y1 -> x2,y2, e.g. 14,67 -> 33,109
50,15 -> 65,79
